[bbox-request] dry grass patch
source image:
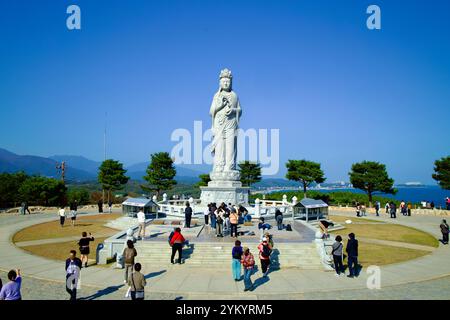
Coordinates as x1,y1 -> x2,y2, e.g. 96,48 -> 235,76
356,241 -> 431,266
328,215 -> 384,224
331,224 -> 438,248
13,214 -> 121,242
20,237 -> 109,263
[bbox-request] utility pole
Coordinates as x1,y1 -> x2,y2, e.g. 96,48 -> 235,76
56,161 -> 66,184
102,112 -> 107,205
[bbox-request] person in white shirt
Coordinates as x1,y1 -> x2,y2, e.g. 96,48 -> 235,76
137,209 -> 146,240
59,206 -> 66,227
204,204 -> 210,225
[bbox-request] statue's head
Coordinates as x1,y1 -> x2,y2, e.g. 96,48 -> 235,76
219,68 -> 232,92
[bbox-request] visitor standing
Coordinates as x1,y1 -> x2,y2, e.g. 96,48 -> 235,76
231,240 -> 243,281
24,201 -> 31,214
440,219 -> 449,245
204,204 -> 210,225
446,197 -> 450,211
184,202 -> 193,228
108,200 -> 113,213
215,206 -> 224,237
98,199 -> 103,213
355,202 -> 360,217
375,201 -> 380,216
407,202 -> 412,216
65,250 -> 82,300
258,237 -> 272,277
210,203 -> 217,229
389,202 -> 397,219
241,247 -> 255,291
59,205 -> 66,227
123,240 -> 137,284
137,209 -> 146,240
78,232 -> 95,268
332,235 -> 344,277
385,202 -> 390,214
170,227 -> 185,264
400,200 -> 407,216
0,269 -> 22,300
346,233 -> 359,278
70,200 -> 78,227
431,201 -> 435,210
229,208 -> 239,238
128,263 -> 146,300
275,209 -> 283,230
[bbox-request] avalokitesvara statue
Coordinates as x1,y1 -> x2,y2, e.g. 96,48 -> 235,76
200,69 -> 250,205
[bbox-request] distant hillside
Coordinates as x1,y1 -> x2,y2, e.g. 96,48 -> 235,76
0,148 -> 95,182
253,178 -> 301,188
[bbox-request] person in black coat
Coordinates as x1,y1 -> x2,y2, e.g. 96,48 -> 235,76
440,219 -> 449,245
65,250 -> 82,300
346,233 -> 359,278
184,202 -> 193,228
389,202 -> 397,219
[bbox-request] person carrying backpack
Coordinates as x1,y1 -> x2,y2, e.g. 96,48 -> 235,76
258,237 -> 272,277
123,240 -> 137,284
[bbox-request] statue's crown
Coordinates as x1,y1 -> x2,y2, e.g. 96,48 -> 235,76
219,68 -> 232,79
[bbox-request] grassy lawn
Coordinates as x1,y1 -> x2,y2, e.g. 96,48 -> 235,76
328,215 -> 385,224
330,223 -> 438,248
13,214 -> 121,242
356,241 -> 431,266
20,237 -> 109,263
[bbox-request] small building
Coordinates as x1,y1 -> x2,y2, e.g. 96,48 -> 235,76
293,198 -> 329,222
121,197 -> 159,217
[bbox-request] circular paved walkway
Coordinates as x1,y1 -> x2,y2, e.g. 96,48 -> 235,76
1,210 -> 449,300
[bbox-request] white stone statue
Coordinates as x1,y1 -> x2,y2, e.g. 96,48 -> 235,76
209,68 -> 242,181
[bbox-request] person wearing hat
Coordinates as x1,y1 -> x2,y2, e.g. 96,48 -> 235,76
241,247 -> 255,291
258,237 -> 272,277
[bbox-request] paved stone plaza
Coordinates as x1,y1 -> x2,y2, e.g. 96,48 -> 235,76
1,210 -> 450,300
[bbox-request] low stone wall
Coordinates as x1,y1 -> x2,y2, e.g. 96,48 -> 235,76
329,206 -> 449,216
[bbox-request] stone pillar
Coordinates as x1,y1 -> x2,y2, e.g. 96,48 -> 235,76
255,198 -> 261,218
163,193 -> 168,204
152,195 -> 157,202
292,196 -> 298,219
282,194 -> 287,205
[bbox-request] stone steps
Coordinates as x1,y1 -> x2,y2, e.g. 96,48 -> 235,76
133,241 -> 324,269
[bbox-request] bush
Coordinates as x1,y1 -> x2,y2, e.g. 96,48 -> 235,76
67,188 -> 90,205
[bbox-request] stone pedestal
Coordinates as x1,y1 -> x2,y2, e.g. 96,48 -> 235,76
200,179 -> 250,205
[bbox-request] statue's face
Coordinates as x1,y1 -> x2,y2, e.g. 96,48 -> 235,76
220,77 -> 231,91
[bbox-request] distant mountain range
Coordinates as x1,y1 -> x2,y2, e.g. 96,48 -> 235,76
0,148 -> 95,182
0,147 -> 299,186
0,148 -> 204,183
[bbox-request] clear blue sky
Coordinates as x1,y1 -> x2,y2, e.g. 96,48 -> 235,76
0,0 -> 449,184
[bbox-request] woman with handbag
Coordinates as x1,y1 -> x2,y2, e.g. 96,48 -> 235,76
331,235 -> 344,277
128,263 -> 146,300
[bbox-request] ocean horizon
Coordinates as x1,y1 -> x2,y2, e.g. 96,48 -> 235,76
270,186 -> 449,208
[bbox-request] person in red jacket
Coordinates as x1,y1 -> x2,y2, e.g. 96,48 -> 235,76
169,227 -> 186,264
